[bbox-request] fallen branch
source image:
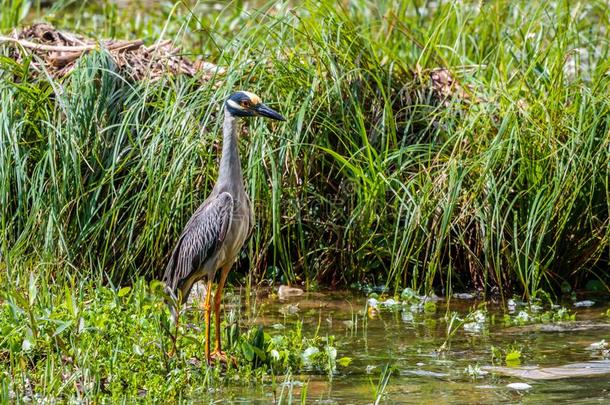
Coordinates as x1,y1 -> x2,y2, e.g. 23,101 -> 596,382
0,35 -> 96,52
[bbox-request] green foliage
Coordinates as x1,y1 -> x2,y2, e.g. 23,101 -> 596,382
491,344 -> 524,367
400,288 -> 420,302
0,277 -> 341,401
503,306 -> 575,326
337,356 -> 352,367
0,0 -> 29,30
238,321 -> 338,376
1,1 -> 609,398
370,364 -> 394,404
0,0 -> 607,297
464,364 -> 487,379
1,278 -> 200,400
505,349 -> 522,367
423,300 -> 437,314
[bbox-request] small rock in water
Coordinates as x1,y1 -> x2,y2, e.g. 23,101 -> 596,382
587,340 -> 608,350
278,285 -> 304,300
484,360 -> 610,380
463,322 -> 483,333
422,293 -> 440,302
401,369 -> 448,378
279,303 -> 300,315
506,382 -> 532,390
381,298 -> 398,307
574,300 -> 595,308
281,380 -> 303,388
453,292 -> 475,300
372,285 -> 389,293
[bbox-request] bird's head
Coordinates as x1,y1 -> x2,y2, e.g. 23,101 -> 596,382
225,91 -> 285,121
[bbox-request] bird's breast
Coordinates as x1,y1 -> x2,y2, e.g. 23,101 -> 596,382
219,194 -> 251,266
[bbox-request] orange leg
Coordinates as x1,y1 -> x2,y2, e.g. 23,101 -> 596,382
203,278 -> 213,364
211,264 -> 231,358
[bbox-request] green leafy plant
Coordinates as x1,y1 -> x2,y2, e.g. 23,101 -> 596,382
505,349 -> 522,367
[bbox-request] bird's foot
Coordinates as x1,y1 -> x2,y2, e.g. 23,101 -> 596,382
210,350 -> 237,367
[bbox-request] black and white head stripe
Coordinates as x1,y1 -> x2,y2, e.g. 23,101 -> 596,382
225,91 -> 286,121
225,91 -> 261,117
226,91 -> 261,109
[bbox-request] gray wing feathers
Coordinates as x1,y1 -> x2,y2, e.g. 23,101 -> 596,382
163,192 -> 233,295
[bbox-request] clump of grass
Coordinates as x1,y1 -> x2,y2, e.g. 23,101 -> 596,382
0,0 -> 608,300
0,0 -> 30,31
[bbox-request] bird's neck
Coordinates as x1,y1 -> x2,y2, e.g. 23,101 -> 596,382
216,109 -> 244,194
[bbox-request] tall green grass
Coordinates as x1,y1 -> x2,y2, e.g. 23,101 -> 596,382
0,0 -> 608,299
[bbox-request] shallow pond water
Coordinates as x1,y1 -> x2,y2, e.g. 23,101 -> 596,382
198,289 -> 610,404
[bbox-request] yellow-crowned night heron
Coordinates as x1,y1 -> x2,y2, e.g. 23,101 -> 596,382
163,91 -> 285,364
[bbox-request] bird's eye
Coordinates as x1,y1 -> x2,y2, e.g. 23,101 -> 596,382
240,100 -> 251,108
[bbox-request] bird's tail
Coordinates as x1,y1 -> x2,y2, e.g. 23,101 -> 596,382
162,282 -> 180,323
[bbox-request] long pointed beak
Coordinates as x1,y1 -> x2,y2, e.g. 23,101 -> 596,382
254,103 -> 286,121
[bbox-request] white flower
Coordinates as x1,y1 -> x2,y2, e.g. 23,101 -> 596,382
381,298 -> 397,307
325,346 -> 337,361
473,310 -> 486,323
302,347 -> 319,365
516,311 -> 530,323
